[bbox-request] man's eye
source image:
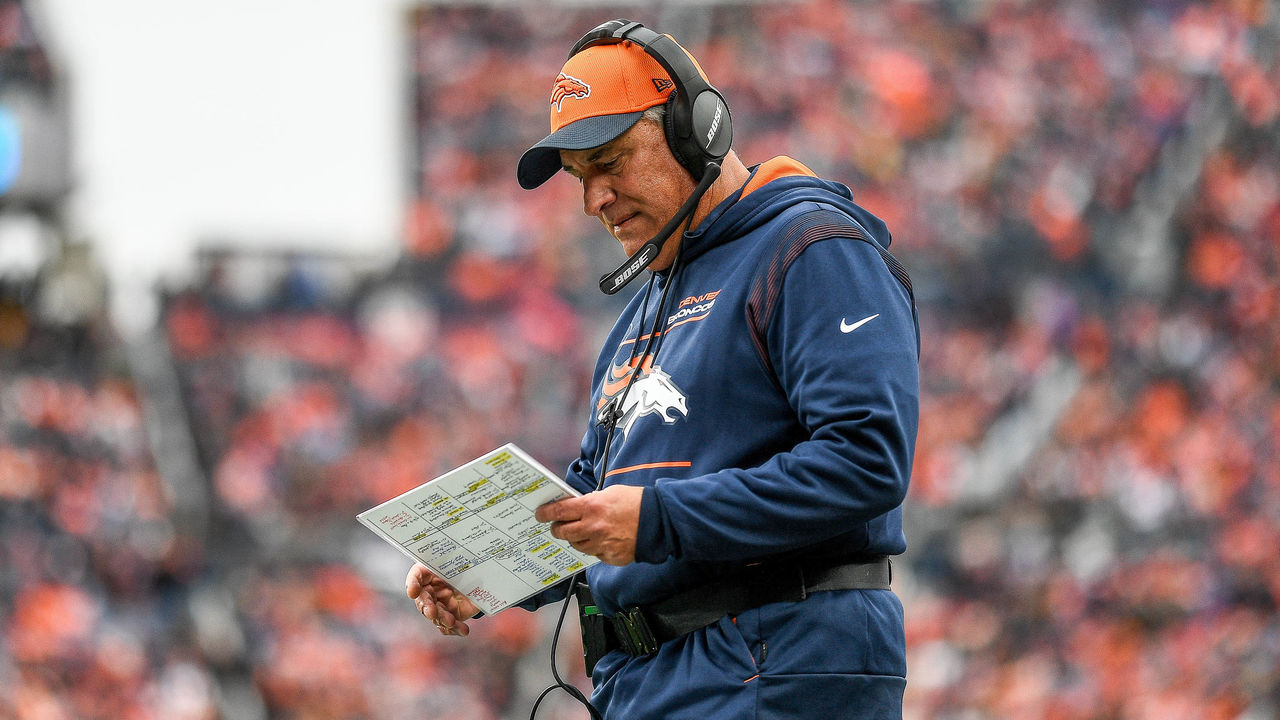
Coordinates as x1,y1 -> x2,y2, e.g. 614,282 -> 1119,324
601,158 -> 620,171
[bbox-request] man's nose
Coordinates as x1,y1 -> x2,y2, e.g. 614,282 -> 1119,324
582,175 -> 615,217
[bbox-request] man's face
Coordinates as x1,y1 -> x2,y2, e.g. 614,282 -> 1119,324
560,119 -> 695,271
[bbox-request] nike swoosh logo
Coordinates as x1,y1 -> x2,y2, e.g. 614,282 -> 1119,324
840,314 -> 880,333
600,355 -> 653,397
601,362 -> 636,398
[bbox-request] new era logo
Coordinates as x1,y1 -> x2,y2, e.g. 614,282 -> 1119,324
652,78 -> 673,92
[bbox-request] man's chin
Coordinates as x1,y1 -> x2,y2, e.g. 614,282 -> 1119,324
616,233 -> 653,257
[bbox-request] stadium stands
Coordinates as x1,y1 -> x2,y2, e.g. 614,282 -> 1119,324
1,1 -> 1277,718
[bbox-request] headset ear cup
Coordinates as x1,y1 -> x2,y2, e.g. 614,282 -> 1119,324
662,91 -> 702,181
689,89 -> 732,161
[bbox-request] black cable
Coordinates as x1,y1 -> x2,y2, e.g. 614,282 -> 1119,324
527,570 -> 603,720
644,232 -> 686,362
618,275 -> 659,387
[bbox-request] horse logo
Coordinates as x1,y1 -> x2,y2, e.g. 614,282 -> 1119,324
551,73 -> 591,112
615,365 -> 688,440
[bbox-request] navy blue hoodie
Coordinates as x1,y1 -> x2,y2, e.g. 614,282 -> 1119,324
555,156 -> 920,617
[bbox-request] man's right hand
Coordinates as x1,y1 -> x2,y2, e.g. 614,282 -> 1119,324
405,563 -> 479,637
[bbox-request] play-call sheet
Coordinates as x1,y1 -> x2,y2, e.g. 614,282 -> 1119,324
358,444 -> 598,614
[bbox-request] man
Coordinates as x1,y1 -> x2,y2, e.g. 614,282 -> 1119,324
408,19 -> 919,719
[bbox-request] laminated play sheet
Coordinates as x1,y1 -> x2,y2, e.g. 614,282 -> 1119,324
358,444 -> 597,614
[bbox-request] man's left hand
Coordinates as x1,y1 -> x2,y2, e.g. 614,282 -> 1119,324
536,484 -> 644,565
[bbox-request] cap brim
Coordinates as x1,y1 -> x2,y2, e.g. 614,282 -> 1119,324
517,111 -> 644,190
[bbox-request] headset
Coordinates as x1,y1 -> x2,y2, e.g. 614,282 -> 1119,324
571,20 -> 734,294
570,19 -> 732,182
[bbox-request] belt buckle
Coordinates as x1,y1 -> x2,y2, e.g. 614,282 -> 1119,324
611,607 -> 659,656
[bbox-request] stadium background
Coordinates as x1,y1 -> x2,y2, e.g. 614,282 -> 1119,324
2,1 -> 1278,718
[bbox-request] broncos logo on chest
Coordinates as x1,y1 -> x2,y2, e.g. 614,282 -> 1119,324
599,360 -> 689,440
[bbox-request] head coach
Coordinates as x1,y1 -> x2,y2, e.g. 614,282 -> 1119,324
408,19 -> 920,720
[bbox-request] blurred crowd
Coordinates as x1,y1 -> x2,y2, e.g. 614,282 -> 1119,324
0,0 -> 51,88
3,0 -> 1278,719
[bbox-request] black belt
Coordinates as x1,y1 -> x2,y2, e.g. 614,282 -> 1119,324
577,555 -> 891,672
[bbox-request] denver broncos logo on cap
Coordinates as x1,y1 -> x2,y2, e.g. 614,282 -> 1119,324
551,73 -> 591,112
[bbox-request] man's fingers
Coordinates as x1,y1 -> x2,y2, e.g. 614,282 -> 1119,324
435,604 -> 454,626
534,499 -> 561,523
407,563 -> 476,637
406,563 -> 433,598
535,497 -> 583,523
411,567 -> 464,602
426,576 -> 455,595
426,601 -> 471,637
548,519 -> 569,540
550,520 -> 598,550
421,598 -> 453,625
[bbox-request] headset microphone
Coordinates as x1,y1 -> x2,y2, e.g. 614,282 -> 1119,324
598,161 -> 721,295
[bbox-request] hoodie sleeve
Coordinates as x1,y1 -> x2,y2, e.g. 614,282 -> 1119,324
635,222 -> 920,564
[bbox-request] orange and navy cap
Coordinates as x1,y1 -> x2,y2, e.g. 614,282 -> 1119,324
517,40 -> 676,190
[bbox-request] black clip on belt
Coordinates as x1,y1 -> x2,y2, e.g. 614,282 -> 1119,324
611,607 -> 661,656
577,556 -> 891,673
